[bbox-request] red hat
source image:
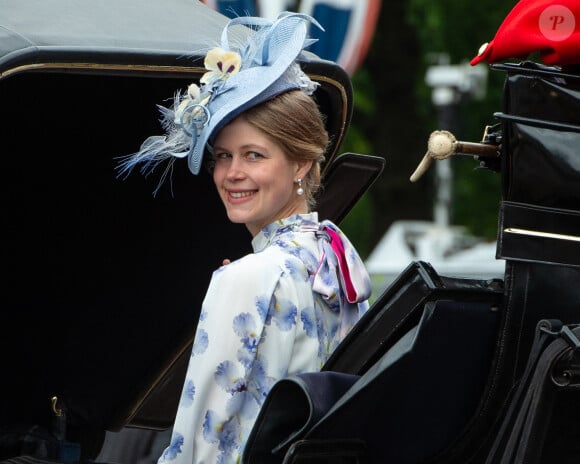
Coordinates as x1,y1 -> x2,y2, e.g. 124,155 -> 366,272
471,0 -> 580,66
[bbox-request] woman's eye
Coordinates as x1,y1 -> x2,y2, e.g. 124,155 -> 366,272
214,152 -> 231,161
247,151 -> 263,160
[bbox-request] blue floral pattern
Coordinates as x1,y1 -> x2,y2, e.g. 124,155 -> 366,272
158,213 -> 370,464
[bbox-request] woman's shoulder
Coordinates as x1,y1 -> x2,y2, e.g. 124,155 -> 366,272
213,250 -> 285,283
217,243 -> 313,285
239,249 -> 287,271
253,243 -> 313,274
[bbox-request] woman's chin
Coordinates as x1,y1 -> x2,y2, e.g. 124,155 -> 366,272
225,211 -> 250,225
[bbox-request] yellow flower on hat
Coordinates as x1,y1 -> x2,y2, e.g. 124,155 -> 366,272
201,47 -> 242,85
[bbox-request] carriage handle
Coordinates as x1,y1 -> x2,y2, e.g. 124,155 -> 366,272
410,129 -> 500,182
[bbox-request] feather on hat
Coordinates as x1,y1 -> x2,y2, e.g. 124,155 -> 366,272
117,12 -> 323,186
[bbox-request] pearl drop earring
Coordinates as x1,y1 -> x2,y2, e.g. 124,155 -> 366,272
296,178 -> 304,196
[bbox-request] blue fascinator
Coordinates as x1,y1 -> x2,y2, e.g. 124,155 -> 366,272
117,12 -> 323,184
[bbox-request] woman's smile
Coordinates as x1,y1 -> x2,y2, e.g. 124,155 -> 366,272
228,190 -> 256,200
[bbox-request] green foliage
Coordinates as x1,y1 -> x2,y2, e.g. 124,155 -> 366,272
337,68 -> 378,257
407,0 -> 517,62
341,193 -> 375,260
350,67 -> 378,117
403,0 -> 516,239
407,0 -> 516,239
339,0 -> 530,252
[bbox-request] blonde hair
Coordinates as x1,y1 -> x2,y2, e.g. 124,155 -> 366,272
241,90 -> 329,210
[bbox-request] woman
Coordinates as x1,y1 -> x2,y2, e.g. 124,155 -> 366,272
119,12 -> 371,464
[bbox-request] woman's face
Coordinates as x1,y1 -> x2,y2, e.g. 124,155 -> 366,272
212,115 -> 311,236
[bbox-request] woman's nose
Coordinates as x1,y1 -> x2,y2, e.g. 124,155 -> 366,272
225,156 -> 245,179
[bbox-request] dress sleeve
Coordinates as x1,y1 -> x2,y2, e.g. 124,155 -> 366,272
158,253 -> 306,464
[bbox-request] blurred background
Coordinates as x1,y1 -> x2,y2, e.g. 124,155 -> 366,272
202,0 -> 515,298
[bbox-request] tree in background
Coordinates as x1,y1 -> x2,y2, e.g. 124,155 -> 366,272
341,0 -> 517,257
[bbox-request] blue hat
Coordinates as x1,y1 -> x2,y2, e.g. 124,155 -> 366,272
117,12 -> 323,186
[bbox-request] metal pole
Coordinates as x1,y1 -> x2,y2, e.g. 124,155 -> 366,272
431,86 -> 458,228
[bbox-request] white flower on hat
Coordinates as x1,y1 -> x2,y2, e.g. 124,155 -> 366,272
187,83 -> 201,99
174,49 -> 241,126
174,84 -> 202,124
201,47 -> 242,86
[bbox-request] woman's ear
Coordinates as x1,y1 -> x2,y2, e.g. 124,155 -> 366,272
296,159 -> 313,180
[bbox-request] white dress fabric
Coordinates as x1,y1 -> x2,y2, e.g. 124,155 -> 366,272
158,212 -> 371,464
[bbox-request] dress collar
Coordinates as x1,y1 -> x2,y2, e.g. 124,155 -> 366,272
251,212 -> 319,253
250,212 -> 371,304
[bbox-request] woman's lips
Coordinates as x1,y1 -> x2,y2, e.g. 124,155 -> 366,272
227,190 -> 256,202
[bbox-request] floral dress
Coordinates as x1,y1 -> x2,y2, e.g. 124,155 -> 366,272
158,213 -> 371,464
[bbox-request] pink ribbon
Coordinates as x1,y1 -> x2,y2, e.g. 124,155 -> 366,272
313,221 -> 371,305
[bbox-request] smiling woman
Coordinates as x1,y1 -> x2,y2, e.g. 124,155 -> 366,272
119,12 -> 372,464
212,114 -> 308,236
211,91 -> 326,236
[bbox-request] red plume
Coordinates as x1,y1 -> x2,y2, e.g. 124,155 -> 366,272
471,0 -> 580,66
